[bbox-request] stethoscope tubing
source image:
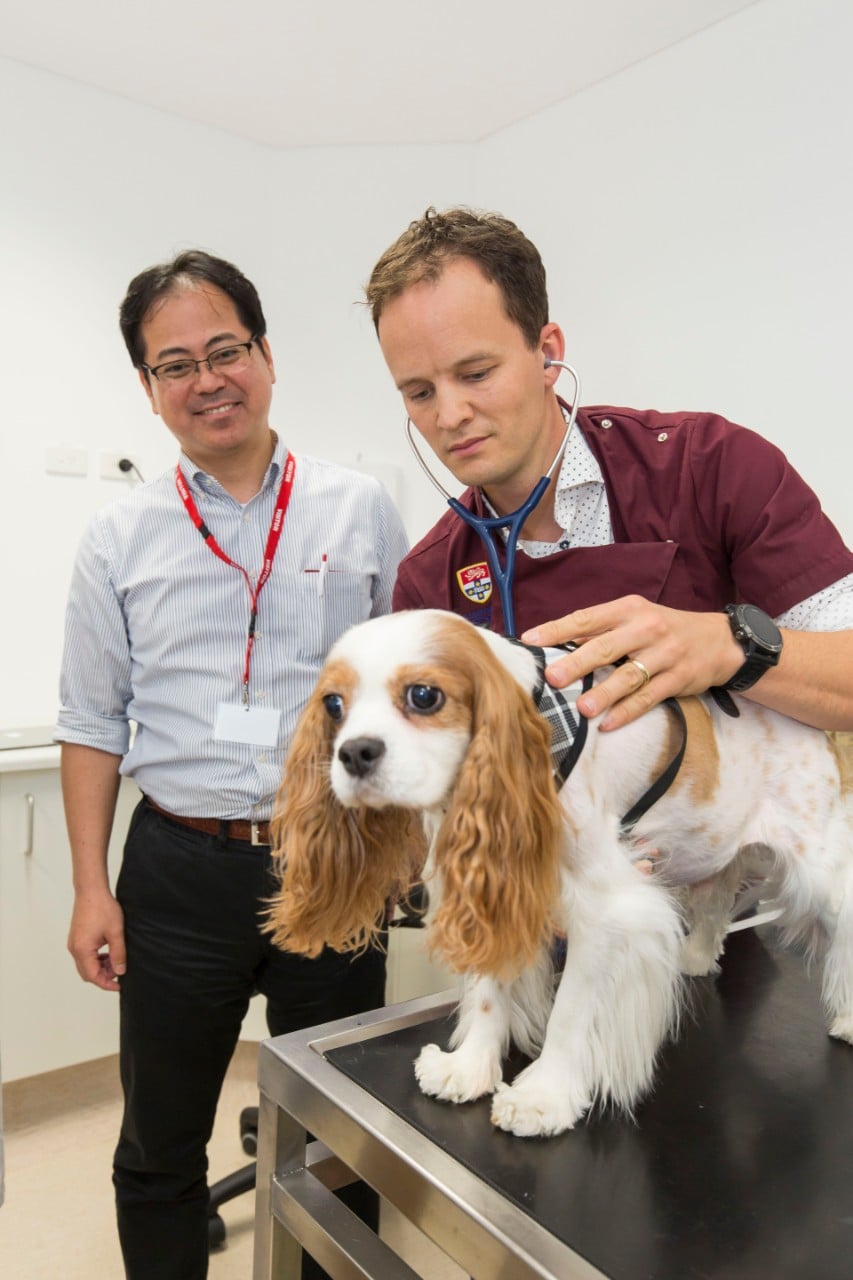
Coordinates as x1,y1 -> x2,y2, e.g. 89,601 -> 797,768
405,360 -> 581,637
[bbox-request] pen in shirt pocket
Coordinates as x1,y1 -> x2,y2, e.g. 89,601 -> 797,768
303,553 -> 329,596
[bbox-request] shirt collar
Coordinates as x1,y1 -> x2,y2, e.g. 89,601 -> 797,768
178,431 -> 285,496
554,407 -> 604,494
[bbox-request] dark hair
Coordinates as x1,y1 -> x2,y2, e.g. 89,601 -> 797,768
119,250 -> 267,372
365,206 -> 549,349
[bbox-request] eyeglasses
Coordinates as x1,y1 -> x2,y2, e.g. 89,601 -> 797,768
143,336 -> 259,382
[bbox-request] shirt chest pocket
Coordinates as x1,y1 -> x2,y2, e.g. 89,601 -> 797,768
292,569 -> 373,661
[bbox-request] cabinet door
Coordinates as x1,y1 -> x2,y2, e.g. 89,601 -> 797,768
0,769 -> 140,1081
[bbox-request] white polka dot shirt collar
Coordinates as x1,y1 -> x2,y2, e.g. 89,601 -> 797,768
520,413 -> 614,557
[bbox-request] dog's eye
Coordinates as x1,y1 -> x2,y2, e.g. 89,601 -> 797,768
405,684 -> 445,714
322,693 -> 345,722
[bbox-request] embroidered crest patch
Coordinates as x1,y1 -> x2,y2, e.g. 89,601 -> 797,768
456,562 -> 492,604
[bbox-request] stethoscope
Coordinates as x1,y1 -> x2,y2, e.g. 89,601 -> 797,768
405,359 -> 581,638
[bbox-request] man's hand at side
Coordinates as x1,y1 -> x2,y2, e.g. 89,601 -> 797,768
68,888 -> 126,990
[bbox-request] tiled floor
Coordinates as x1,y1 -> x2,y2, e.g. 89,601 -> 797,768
0,1041 -> 465,1280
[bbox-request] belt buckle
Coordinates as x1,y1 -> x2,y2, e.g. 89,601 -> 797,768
250,820 -> 265,847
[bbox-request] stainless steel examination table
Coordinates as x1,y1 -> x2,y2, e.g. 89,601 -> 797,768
253,927 -> 853,1279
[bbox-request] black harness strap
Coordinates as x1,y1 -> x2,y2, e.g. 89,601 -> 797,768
619,696 -> 688,833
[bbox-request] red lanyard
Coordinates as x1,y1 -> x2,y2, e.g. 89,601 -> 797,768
175,452 -> 296,703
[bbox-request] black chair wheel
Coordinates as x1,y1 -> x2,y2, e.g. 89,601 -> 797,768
208,1211 -> 227,1250
240,1105 -> 259,1155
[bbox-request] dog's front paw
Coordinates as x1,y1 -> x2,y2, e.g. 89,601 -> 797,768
679,932 -> 723,977
414,1043 -> 502,1103
490,1064 -> 590,1137
828,1014 -> 853,1045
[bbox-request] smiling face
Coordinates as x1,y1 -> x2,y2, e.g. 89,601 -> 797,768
377,256 -> 568,513
138,282 -> 276,474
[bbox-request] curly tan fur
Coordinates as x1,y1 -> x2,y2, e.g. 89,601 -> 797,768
264,692 -> 426,956
427,625 -> 564,980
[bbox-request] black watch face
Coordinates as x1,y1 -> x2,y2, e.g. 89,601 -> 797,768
739,605 -> 782,649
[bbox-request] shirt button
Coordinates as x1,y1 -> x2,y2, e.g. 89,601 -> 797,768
600,418 -> 613,429
657,432 -> 668,442
257,753 -> 267,763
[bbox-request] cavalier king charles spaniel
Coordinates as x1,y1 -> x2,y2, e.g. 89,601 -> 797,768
266,609 -> 853,1137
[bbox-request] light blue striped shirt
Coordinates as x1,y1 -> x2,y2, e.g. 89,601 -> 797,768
56,437 -> 409,820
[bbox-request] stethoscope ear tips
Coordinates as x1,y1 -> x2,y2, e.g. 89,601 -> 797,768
544,357 -> 553,368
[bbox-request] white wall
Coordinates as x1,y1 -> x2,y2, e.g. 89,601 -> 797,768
475,0 -> 852,543
2,0 -> 851,727
0,60 -> 468,727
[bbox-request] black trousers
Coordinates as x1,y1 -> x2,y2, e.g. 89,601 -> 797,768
113,801 -> 386,1280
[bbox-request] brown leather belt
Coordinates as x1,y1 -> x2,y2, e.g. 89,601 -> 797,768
146,798 -> 271,847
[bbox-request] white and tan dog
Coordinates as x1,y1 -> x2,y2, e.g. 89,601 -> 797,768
267,609 -> 853,1137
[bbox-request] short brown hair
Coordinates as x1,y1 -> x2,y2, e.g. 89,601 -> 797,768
365,207 -> 549,349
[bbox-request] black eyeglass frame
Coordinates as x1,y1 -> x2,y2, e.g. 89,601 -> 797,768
142,335 -> 260,382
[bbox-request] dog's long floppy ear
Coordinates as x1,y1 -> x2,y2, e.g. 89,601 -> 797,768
429,628 -> 564,981
264,689 -> 425,957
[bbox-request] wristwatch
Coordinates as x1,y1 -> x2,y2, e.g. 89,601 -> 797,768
722,604 -> 783,692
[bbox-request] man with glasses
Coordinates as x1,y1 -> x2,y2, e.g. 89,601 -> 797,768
56,251 -> 408,1280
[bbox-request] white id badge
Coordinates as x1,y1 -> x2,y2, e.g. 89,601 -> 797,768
214,702 -> 281,746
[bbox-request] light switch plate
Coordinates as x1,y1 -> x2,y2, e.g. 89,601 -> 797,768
45,446 -> 87,477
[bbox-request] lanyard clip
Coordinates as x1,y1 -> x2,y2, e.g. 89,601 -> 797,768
242,681 -> 250,709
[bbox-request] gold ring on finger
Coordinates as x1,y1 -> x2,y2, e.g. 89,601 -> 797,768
628,657 -> 651,688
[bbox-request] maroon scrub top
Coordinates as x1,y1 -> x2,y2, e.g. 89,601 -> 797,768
393,404 -> 853,636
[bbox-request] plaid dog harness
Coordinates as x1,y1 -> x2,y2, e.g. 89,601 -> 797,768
516,640 -> 688,834
524,642 -> 592,787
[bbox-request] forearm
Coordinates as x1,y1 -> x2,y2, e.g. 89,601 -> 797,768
61,743 -> 123,894
744,629 -> 853,730
62,743 -> 128,988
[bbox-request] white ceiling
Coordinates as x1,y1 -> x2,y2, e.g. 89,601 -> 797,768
1,0 -> 759,147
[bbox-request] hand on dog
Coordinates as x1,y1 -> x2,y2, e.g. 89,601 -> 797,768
523,596 -> 744,730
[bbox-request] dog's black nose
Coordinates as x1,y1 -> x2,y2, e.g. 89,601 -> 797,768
338,736 -> 386,778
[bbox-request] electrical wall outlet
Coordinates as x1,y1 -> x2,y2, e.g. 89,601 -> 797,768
45,446 -> 88,477
100,451 -> 143,481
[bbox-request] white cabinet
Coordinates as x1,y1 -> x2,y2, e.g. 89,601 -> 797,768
385,925 -> 460,1006
0,759 -> 140,1082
